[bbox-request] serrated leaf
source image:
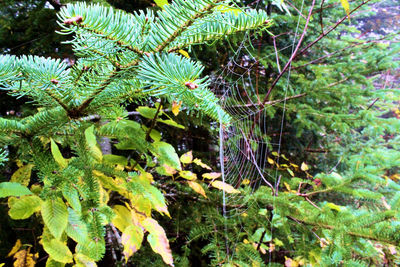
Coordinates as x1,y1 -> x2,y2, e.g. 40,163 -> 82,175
62,184 -> 81,212
41,198 -> 68,239
180,151 -> 193,164
11,164 -> 33,186
172,101 -> 182,116
0,182 -> 32,198
66,208 -> 88,244
74,253 -> 96,267
50,139 -> 68,168
300,162 -> 309,171
9,195 -> 42,220
84,126 -> 102,162
211,181 -> 240,194
187,181 -> 207,198
76,239 -> 105,261
43,239 -> 73,263
179,171 -> 197,180
121,224 -> 144,260
141,218 -> 173,266
202,172 -> 221,179
152,141 -> 181,170
192,158 -> 212,170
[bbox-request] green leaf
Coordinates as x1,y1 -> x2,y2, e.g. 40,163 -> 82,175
73,253 -> 96,267
121,224 -> 144,260
62,184 -> 81,212
103,154 -> 128,166
41,198 -> 68,239
45,257 -> 65,267
152,141 -> 181,170
65,208 -> 88,244
42,239 -> 73,264
50,139 -> 68,168
76,239 -> 105,261
85,125 -> 103,162
157,118 -> 185,129
0,182 -> 32,198
137,106 -> 161,119
142,218 -> 173,266
8,195 -> 42,219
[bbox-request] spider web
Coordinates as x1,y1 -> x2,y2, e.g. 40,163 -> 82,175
210,1 -> 305,261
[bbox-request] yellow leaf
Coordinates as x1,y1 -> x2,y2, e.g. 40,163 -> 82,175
7,239 -> 22,257
287,168 -> 295,177
50,138 -> 68,168
121,225 -> 144,261
211,181 -> 240,194
112,205 -> 133,232
339,0 -> 350,19
215,5 -> 242,15
267,157 -> 274,164
283,182 -> 291,192
179,171 -> 197,181
326,202 -> 341,211
11,164 -> 34,186
141,218 -> 174,266
154,0 -> 168,8
187,181 -> 207,198
162,164 -> 177,176
178,50 -> 190,58
140,172 -> 154,183
281,154 -> 289,161
13,248 -> 36,267
202,172 -> 221,179
180,151 -> 193,164
192,158 -> 212,170
300,162 -> 309,171
271,152 -> 278,157
242,179 -> 250,185
284,256 -> 299,267
172,101 -> 182,116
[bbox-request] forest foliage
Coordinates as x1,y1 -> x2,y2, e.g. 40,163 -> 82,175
0,0 -> 399,266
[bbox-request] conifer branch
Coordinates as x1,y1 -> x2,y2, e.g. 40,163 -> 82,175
288,216 -> 398,245
154,0 -> 225,53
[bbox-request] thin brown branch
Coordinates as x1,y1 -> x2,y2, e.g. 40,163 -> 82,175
296,0 -> 373,58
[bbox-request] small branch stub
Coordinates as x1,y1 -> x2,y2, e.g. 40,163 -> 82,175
51,79 -> 59,85
185,82 -> 198,90
64,15 -> 83,25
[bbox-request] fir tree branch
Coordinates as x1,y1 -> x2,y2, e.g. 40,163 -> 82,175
288,216 -> 398,245
154,0 -> 225,53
